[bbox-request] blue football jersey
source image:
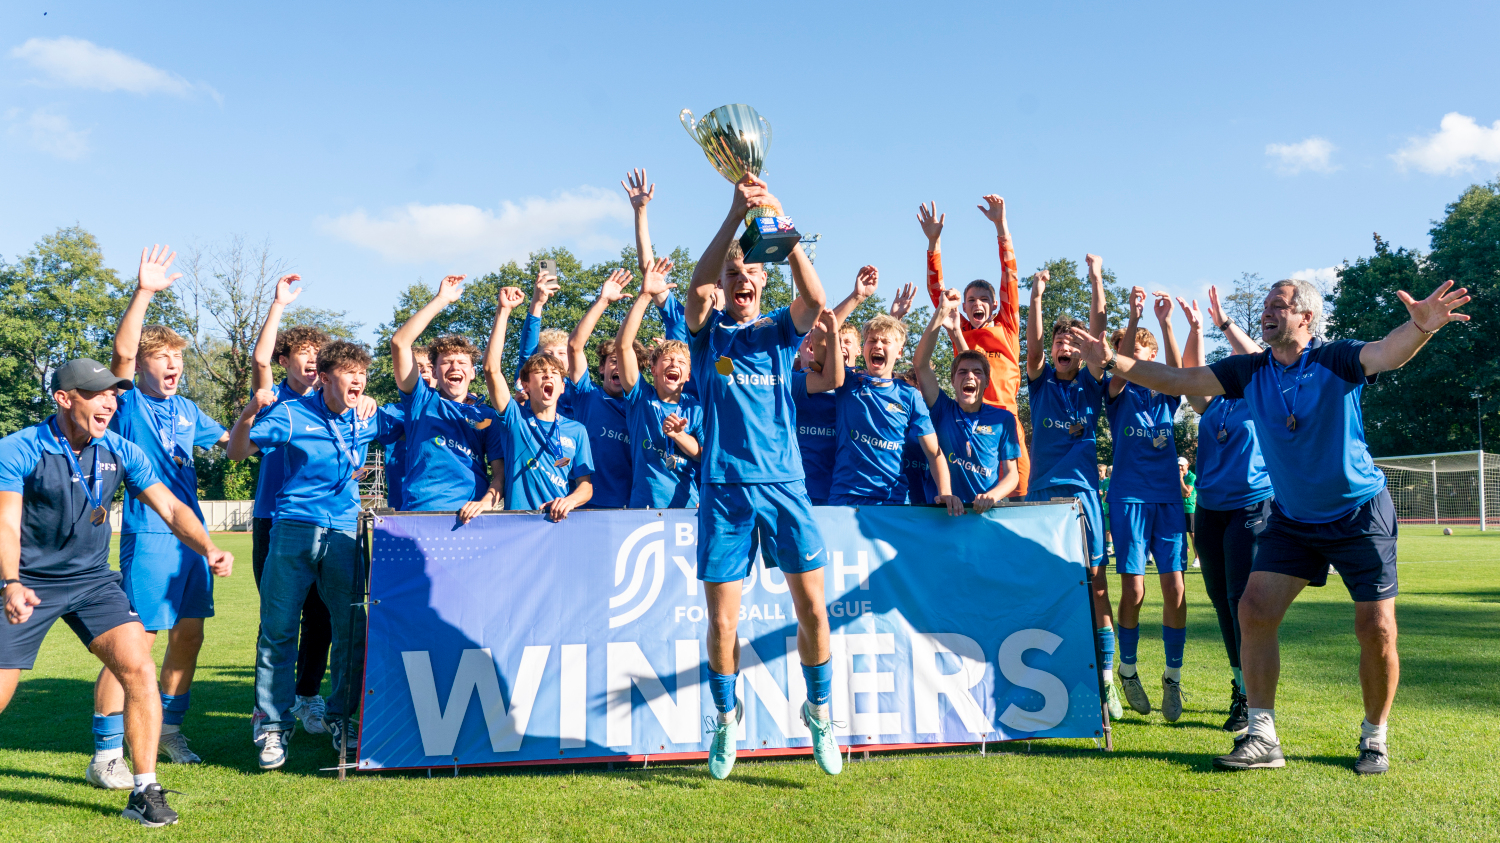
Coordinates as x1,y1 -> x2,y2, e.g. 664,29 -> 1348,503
1026,365 -> 1105,491
791,370 -> 837,503
1105,381 -> 1182,504
689,307 -> 806,484
624,380 -> 702,508
927,393 -> 1019,503
830,371 -> 935,501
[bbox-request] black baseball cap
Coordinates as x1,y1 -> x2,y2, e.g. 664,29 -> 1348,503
52,358 -> 135,394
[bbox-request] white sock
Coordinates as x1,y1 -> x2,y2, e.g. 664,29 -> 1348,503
93,746 -> 125,762
161,724 -> 180,735
1118,661 -> 1138,679
1248,708 -> 1277,743
1361,719 -> 1387,748
717,709 -> 735,726
811,702 -> 830,722
1163,666 -> 1182,682
132,771 -> 157,792
1102,667 -> 1114,684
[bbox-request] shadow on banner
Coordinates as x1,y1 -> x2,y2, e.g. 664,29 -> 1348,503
356,503 -> 1103,771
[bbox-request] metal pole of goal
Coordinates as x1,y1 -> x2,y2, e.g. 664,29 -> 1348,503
1432,460 -> 1439,525
1479,450 -> 1487,532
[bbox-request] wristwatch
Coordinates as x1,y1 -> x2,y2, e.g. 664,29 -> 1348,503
1103,347 -> 1118,372
0,578 -> 20,590
1218,317 -> 1233,332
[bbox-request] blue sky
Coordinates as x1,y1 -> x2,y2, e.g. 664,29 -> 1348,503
3,1 -> 1498,340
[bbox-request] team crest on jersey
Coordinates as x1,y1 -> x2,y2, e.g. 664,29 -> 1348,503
886,401 -> 902,413
975,424 -> 993,434
465,417 -> 492,430
752,317 -> 774,330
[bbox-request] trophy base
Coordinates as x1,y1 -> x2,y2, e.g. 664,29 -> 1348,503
739,215 -> 801,264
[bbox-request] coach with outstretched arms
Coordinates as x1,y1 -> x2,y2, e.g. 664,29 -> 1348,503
0,359 -> 233,826
1069,277 -> 1469,775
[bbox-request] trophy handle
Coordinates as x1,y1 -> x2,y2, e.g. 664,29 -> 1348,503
757,114 -> 773,156
679,109 -> 697,140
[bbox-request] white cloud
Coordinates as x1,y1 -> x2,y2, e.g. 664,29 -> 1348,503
8,107 -> 89,159
319,188 -> 633,265
1291,266 -> 1339,295
1392,112 -> 1500,175
1265,137 -> 1337,175
10,36 -> 217,100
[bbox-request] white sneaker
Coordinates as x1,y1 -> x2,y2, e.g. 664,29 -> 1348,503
292,695 -> 329,734
158,729 -> 201,764
259,729 -> 288,770
1192,560 -> 1201,569
84,754 -> 133,790
251,708 -> 267,746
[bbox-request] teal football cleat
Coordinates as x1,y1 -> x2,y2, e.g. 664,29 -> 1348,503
1103,682 -> 1125,721
706,704 -> 741,780
801,701 -> 843,776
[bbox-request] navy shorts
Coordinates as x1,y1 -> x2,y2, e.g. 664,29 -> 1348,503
1253,489 -> 1399,602
0,574 -> 141,669
698,481 -> 827,583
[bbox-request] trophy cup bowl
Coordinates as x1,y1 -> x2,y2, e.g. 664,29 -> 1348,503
680,104 -> 801,263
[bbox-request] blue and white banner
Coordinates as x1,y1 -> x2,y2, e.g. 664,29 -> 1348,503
357,504 -> 1103,770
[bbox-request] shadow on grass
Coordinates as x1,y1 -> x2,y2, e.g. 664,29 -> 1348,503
0,788 -> 118,817
0,767 -> 86,785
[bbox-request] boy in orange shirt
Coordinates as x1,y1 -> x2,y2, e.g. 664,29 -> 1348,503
920,196 -> 1029,496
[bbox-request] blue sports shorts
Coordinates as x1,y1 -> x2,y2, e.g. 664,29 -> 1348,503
119,531 -> 214,631
0,574 -> 140,669
1253,489 -> 1398,602
1109,501 -> 1186,575
698,481 -> 828,583
1026,484 -> 1106,566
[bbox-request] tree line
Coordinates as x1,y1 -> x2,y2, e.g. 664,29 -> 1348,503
3,180 -> 1494,498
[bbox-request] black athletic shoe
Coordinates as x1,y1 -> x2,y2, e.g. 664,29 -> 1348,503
1212,734 -> 1286,770
1222,682 -> 1249,733
1354,742 -> 1389,776
329,718 -> 360,755
121,783 -> 180,827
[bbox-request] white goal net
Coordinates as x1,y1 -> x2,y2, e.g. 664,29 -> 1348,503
1372,450 -> 1499,529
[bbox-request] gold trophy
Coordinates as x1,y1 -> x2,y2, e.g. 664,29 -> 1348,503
680,103 -> 802,263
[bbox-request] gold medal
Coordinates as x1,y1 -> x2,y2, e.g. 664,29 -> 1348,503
91,505 -> 108,526
715,357 -> 734,376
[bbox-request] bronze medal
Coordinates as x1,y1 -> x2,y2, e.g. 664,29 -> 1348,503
553,457 -> 570,468
1216,428 -> 1228,444
1068,422 -> 1085,438
91,505 -> 108,526
1286,414 -> 1296,432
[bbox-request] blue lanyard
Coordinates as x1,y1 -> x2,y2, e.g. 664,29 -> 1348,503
142,394 -> 188,467
1269,349 -> 1309,432
523,413 -> 563,469
50,418 -> 105,520
318,395 -> 360,480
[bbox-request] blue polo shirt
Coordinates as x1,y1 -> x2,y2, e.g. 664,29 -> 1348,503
791,371 -> 837,504
397,379 -> 504,511
831,371 -> 935,501
109,389 -> 225,534
571,371 -> 632,507
497,401 -> 594,510
0,419 -> 159,582
1209,338 -> 1384,523
925,394 -> 1020,503
689,307 -> 806,485
1105,381 -> 1182,504
1027,365 -> 1105,491
623,381 -> 702,508
1195,396 -> 1274,511
249,391 -> 378,530
374,404 -> 407,510
251,380 -> 311,520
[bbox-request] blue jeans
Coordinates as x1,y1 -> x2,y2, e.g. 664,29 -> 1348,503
255,520 -> 365,732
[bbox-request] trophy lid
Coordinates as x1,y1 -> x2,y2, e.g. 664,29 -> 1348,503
680,104 -> 773,183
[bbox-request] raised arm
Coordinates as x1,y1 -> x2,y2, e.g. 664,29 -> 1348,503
915,290 -> 960,407
623,168 -> 656,273
1177,297 -> 1212,413
978,195 -> 1019,340
618,258 -> 674,394
113,245 -> 182,378
392,274 -> 465,395
1153,292 -> 1182,369
802,309 -> 845,393
1069,326 -> 1227,398
484,287 -> 525,414
252,274 -> 302,393
786,239 -> 827,335
1358,280 -> 1470,375
1112,287 -> 1147,397
1086,254 -> 1107,338
919,202 -> 946,308
1206,285 -> 1263,355
568,269 -> 631,384
227,389 -> 278,460
516,268 -> 558,367
833,265 -> 879,326
1026,270 -> 1049,381
687,177 -> 759,332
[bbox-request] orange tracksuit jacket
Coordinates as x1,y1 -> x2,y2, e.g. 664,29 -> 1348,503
925,237 -> 1030,497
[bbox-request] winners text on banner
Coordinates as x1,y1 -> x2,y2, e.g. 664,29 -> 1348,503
356,504 -> 1104,770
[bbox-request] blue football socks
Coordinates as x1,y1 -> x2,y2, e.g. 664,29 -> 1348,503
708,670 -> 737,715
802,659 -> 832,708
161,692 -> 191,728
1163,625 -> 1186,681
93,712 -> 124,754
1117,624 -> 1140,677
1095,626 -> 1116,680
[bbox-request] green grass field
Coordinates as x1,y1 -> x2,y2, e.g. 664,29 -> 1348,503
1,525 -> 1496,841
